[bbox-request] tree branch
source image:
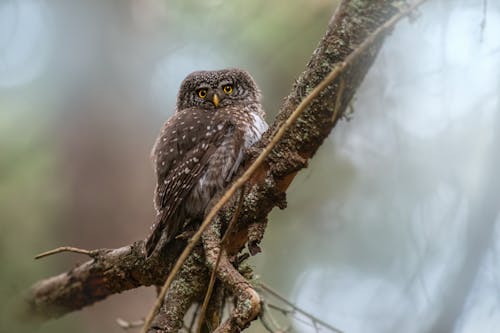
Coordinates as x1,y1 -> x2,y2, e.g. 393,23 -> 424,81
25,0 -> 428,330
26,241 -> 185,320
34,246 -> 97,259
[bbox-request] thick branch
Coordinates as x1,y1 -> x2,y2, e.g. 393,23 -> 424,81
26,240 -> 185,319
25,0 -> 424,323
148,247 -> 207,333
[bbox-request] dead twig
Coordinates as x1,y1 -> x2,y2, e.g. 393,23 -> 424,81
35,246 -> 99,259
260,301 -> 290,333
258,282 -> 343,333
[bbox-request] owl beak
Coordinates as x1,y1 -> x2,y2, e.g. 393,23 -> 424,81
212,93 -> 220,107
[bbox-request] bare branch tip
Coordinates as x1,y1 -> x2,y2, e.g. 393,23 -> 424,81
34,246 -> 96,260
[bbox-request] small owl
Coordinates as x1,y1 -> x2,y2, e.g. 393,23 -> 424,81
145,69 -> 268,257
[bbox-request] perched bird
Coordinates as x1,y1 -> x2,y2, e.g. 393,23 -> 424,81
145,69 -> 268,257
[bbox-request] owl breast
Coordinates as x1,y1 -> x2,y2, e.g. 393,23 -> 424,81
185,105 -> 267,219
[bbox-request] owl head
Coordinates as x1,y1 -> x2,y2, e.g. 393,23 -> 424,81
176,68 -> 261,111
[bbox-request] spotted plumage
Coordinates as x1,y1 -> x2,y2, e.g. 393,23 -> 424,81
145,69 -> 267,257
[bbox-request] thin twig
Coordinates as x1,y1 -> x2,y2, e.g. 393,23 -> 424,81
267,303 -> 292,316
259,303 -> 279,333
267,302 -> 326,332
196,187 -> 246,333
258,282 -> 343,333
260,301 -> 290,333
140,2 -> 427,332
259,315 -> 276,333
35,246 -> 96,259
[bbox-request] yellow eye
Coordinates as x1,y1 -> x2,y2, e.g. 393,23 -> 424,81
223,84 -> 233,95
197,89 -> 207,99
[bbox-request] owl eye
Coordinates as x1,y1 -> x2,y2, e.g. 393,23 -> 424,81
223,84 -> 233,95
197,89 -> 207,99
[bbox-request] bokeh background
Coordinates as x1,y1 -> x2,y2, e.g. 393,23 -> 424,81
1,0 -> 499,332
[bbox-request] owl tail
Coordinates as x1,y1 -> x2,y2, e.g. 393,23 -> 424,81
145,217 -> 180,257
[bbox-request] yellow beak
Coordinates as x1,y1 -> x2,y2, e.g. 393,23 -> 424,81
212,94 -> 220,107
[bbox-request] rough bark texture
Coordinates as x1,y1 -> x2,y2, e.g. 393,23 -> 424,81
26,240 -> 186,320
148,247 -> 207,333
25,0 -> 414,331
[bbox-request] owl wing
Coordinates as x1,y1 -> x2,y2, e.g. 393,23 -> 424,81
145,108 -> 237,256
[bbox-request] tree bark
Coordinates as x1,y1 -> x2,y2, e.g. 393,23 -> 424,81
25,0 -> 424,331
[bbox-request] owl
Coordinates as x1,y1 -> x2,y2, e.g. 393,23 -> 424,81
145,68 -> 268,257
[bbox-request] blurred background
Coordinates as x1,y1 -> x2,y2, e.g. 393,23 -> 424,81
1,0 -> 499,332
